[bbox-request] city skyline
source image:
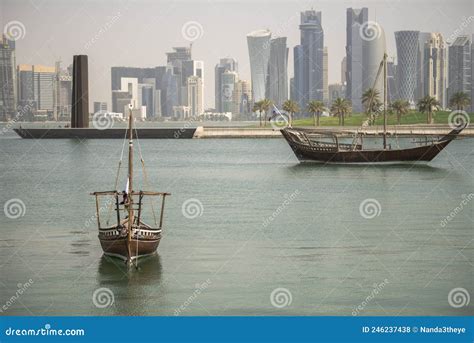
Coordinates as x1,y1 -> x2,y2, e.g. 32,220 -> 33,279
3,0 -> 472,110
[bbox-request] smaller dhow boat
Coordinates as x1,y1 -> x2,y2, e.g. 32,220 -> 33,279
281,53 -> 467,164
91,106 -> 170,264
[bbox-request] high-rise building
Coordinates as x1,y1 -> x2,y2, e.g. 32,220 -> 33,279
395,30 -> 420,107
341,56 -> 347,84
93,101 -> 107,113
294,10 -> 324,111
423,33 -> 447,108
416,32 -> 432,100
138,83 -> 156,119
247,29 -> 271,102
55,61 -> 72,120
17,64 -> 56,115
387,60 -> 398,102
221,70 -> 238,113
187,76 -> 203,117
267,37 -> 288,108
323,46 -> 329,105
345,8 -> 368,112
120,77 -> 138,108
112,90 -> 132,113
0,34 -> 17,120
447,35 -> 471,106
362,23 -> 386,98
215,58 -> 238,112
232,80 -> 252,116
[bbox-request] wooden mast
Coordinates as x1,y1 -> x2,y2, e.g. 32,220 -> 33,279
126,106 -> 134,263
383,53 -> 388,150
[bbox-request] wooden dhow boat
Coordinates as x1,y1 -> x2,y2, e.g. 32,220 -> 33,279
91,107 -> 170,264
281,53 -> 467,164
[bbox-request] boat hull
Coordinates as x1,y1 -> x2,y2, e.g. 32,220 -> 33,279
99,236 -> 161,261
281,127 -> 462,164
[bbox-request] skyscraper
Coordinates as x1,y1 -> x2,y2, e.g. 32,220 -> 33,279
232,80 -> 252,116
247,29 -> 271,103
267,37 -> 288,108
417,32 -> 432,100
395,30 -> 420,106
341,56 -> 347,85
423,33 -> 447,108
362,23 -> 386,98
346,8 -> 368,112
0,34 -> 17,120
221,70 -> 238,113
447,35 -> 471,105
323,47 -> 329,105
187,76 -> 203,117
215,58 -> 238,112
294,10 -> 324,111
17,64 -> 56,115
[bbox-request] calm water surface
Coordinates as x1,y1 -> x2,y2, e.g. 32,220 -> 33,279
0,129 -> 473,316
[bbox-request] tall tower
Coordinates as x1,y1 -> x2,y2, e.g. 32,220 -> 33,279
447,36 -> 471,105
215,58 -> 238,112
362,23 -> 386,98
71,55 -> 89,128
247,29 -> 271,103
424,33 -> 447,108
294,10 -> 324,111
346,8 -> 368,112
0,34 -> 17,120
268,37 -> 289,108
395,31 -> 420,107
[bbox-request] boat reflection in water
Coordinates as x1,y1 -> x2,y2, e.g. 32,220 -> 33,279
96,254 -> 163,315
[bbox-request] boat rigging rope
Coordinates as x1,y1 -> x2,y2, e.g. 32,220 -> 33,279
133,125 -> 159,228
106,128 -> 128,226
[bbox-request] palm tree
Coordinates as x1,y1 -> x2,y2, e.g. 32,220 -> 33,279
252,100 -> 264,127
417,96 -> 440,124
361,88 -> 382,115
390,99 -> 410,125
307,100 -> 326,126
282,100 -> 300,127
261,98 -> 273,127
449,91 -> 471,111
331,98 -> 352,126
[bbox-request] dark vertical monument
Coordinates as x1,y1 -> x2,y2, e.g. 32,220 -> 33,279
71,55 -> 89,128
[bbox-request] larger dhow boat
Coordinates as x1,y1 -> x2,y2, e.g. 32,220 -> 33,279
281,53 -> 467,164
91,106 -> 170,264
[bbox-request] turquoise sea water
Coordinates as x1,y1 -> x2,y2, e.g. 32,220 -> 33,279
0,128 -> 472,316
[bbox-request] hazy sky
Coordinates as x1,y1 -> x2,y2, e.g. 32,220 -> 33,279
2,0 -> 473,110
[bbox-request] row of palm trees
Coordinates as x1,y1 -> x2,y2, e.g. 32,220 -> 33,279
253,91 -> 471,127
